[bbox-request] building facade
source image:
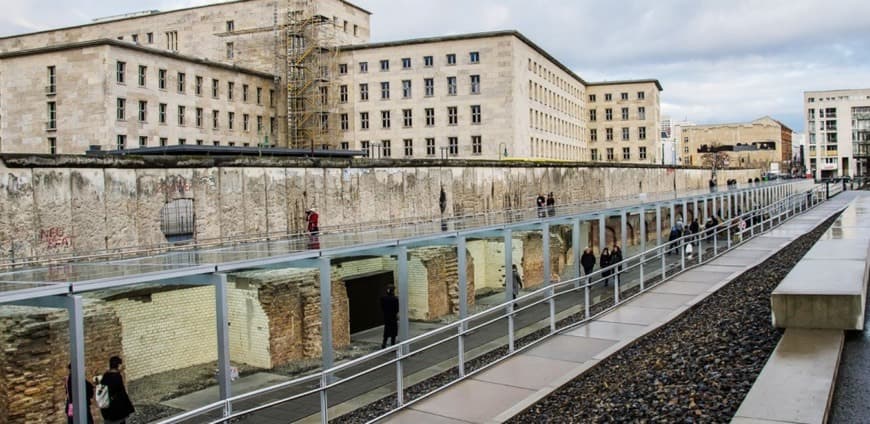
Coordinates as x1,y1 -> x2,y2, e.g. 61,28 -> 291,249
679,117 -> 792,172
804,88 -> 870,179
0,0 -> 662,162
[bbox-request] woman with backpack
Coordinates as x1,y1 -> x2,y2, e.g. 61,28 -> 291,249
97,356 -> 135,424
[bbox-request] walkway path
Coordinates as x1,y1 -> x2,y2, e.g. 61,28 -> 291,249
378,193 -> 852,424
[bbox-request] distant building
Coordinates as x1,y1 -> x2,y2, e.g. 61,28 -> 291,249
803,88 -> 870,179
680,117 -> 792,172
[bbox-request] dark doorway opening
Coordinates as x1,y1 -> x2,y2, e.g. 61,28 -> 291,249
344,271 -> 394,334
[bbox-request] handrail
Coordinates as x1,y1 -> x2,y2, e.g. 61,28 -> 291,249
155,182 -> 830,424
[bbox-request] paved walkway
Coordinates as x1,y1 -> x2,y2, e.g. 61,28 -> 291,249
378,194 -> 852,424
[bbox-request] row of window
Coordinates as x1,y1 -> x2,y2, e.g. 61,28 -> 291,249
351,105 -> 482,130
530,108 -> 583,141
352,136 -> 484,157
341,51 -> 480,75
337,75 -> 481,103
589,106 -> 646,122
590,147 -> 649,161
114,135 -> 271,150
589,127 -> 648,142
588,91 -> 646,102
530,137 -> 584,161
114,61 -> 275,105
527,58 -> 582,98
114,98 -> 276,133
529,80 -> 582,120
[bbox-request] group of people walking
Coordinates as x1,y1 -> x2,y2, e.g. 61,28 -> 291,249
580,244 -> 623,286
535,193 -> 556,218
65,356 -> 135,424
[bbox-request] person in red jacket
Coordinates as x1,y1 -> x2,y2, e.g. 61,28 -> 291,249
305,208 -> 319,235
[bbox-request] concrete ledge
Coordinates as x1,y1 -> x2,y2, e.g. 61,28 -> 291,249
733,328 -> 844,424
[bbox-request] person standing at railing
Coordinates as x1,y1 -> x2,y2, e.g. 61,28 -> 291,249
581,247 -> 596,281
380,286 -> 399,349
546,192 -> 556,217
689,218 -> 700,242
536,194 -> 546,218
611,245 -> 623,285
510,264 -> 524,310
600,248 -> 612,287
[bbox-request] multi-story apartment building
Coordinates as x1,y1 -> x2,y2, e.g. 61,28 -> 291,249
0,0 -> 662,162
680,117 -> 792,172
804,88 -> 870,178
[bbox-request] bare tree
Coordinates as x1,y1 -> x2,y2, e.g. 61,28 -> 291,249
701,143 -> 729,179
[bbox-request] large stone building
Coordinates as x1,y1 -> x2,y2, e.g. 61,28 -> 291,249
679,116 -> 793,172
804,88 -> 870,179
0,0 -> 662,162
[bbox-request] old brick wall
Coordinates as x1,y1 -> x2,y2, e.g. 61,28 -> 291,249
0,301 -> 121,424
519,231 -> 565,289
410,246 -> 475,320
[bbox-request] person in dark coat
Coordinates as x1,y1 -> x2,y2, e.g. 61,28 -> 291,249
510,264 -> 524,309
66,364 -> 95,424
580,247 -> 596,276
689,218 -> 700,241
381,286 -> 399,348
599,248 -> 612,287
535,194 -> 546,218
99,356 -> 134,424
546,192 -> 556,217
611,245 -> 623,284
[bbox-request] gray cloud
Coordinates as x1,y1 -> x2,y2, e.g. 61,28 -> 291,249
2,0 -> 868,131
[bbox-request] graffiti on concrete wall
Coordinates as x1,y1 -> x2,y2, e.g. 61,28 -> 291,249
156,175 -> 217,196
39,227 -> 71,249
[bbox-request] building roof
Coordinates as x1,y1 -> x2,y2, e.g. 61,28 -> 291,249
0,39 -> 274,79
683,116 -> 790,130
340,30 -> 592,86
586,79 -> 663,91
0,0 -> 371,40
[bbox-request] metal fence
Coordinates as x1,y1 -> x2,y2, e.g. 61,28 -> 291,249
156,183 -> 834,424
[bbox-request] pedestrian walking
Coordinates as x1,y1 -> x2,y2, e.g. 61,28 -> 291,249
305,208 -> 319,235
380,286 -> 399,348
98,356 -> 135,424
536,194 -> 546,218
611,244 -> 623,285
709,178 -> 717,193
690,218 -> 700,241
510,264 -> 524,309
580,247 -> 596,277
600,248 -> 612,287
66,363 -> 95,424
546,192 -> 556,217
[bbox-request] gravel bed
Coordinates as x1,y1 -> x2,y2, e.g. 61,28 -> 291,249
508,214 -> 838,423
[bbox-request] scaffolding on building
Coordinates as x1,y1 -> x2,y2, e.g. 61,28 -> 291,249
286,0 -> 341,150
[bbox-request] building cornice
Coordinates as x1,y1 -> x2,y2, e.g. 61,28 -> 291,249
586,79 -> 663,91
0,39 -> 275,79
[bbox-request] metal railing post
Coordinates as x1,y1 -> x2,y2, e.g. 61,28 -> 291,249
319,375 -> 329,424
713,228 -> 718,255
508,311 -> 515,353
639,261 -> 645,291
613,268 -> 620,305
457,323 -> 465,377
661,247 -> 666,281
680,239 -> 685,270
396,348 -> 405,407
584,282 -> 590,319
548,284 -> 556,333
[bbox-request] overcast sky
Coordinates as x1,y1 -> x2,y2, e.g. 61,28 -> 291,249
2,0 -> 868,132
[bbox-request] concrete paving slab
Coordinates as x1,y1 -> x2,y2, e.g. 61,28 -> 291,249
821,226 -> 870,241
471,354 -> 579,390
693,264 -> 744,273
763,228 -> 812,238
523,335 -> 616,363
740,237 -> 789,250
564,321 -> 647,341
162,372 -> 292,410
626,292 -> 695,309
650,281 -> 712,296
597,305 -> 674,326
804,239 -> 870,261
671,270 -> 732,283
408,379 -> 534,423
381,409 -> 472,424
708,255 -> 760,267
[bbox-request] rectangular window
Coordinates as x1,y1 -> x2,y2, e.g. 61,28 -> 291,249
47,101 -> 56,130
212,79 -> 219,98
270,117 -> 276,134
320,113 -> 328,133
446,53 -> 456,65
160,137 -> 168,147
589,109 -> 596,121
402,80 -> 412,98
165,30 -> 178,51
638,127 -> 647,140
195,76 -> 202,95
605,108 -> 612,121
146,32 -> 153,43
588,94 -> 596,102
380,81 -> 390,99
354,24 -> 358,36
448,106 -> 458,125
243,113 -> 249,131
424,78 -> 434,97
116,134 -> 127,150
226,42 -> 234,59
269,90 -> 275,107
137,65 -> 146,87
426,138 -> 435,156
227,82 -> 234,101
116,61 -> 126,84
138,136 -> 147,147
340,85 -> 348,103
257,115 -> 263,132
639,146 -> 647,160
359,61 -> 368,73
424,56 -> 433,67
471,105 -> 481,124
638,106 -> 646,120
226,20 -> 234,32
177,72 -> 185,93
605,128 -> 613,141
425,108 -> 435,126
196,108 -> 203,127
620,92 -> 628,100
447,76 -> 457,95
470,51 -> 480,63
622,127 -> 629,141
404,139 -> 413,157
242,84 -> 249,102
178,106 -> 186,126
470,75 -> 480,94
159,103 -> 167,124
621,107 -> 629,120
319,86 -> 328,105
637,91 -> 645,100
360,112 -> 369,129
256,87 -> 262,104
228,112 -> 235,130
341,113 -> 349,131
360,83 -> 369,101
622,147 -> 630,160
382,140 -> 391,157
116,98 -> 126,120
402,57 -> 411,69
380,59 -> 389,71
178,138 -> 186,145
472,135 -> 482,155
606,148 -> 614,160
448,137 -> 458,155
138,100 -> 147,122
212,110 -> 219,129
340,141 -> 349,150
196,139 -> 203,146
403,109 -> 412,127
339,63 -> 348,75
381,110 -> 391,128
605,93 -> 612,101
591,148 -> 598,161
360,140 -> 370,156
158,69 -> 166,89
590,129 -> 597,141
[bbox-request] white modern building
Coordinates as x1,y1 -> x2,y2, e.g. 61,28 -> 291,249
804,88 -> 870,178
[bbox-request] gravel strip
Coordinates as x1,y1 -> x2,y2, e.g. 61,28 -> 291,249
508,214 -> 838,423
